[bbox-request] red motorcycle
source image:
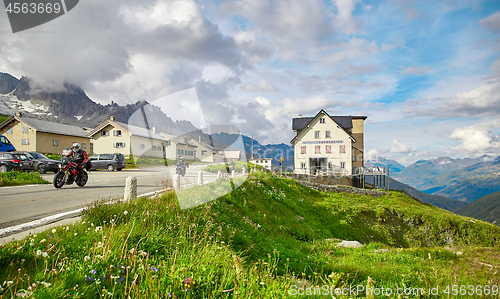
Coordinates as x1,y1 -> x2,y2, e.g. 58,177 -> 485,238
53,157 -> 88,188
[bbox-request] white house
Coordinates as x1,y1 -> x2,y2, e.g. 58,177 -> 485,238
189,137 -> 223,163
291,110 -> 366,175
249,158 -> 273,170
159,133 -> 198,160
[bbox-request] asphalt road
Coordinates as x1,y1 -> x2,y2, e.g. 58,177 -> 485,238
0,163 -> 217,229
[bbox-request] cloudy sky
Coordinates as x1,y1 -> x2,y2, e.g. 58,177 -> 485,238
0,0 -> 499,165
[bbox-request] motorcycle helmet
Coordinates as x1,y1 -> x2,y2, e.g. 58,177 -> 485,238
72,143 -> 80,150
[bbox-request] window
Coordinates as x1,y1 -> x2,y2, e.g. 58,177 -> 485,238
177,149 -> 180,155
113,142 -> 125,148
326,145 -> 331,153
113,130 -> 122,137
315,146 -> 320,154
319,117 -> 325,123
90,144 -> 93,150
22,126 -> 29,134
152,145 -> 156,151
53,140 -> 59,147
101,130 -> 108,136
140,144 -> 145,150
22,138 -> 29,145
6,126 -> 12,134
265,160 -> 268,163
301,162 -> 306,169
340,162 -> 345,169
81,143 -> 86,149
340,145 -> 346,153
201,150 -> 207,156
314,131 -> 320,138
301,146 -> 306,154
164,140 -> 171,146
352,155 -> 356,162
1,136 -> 11,145
325,131 -> 331,138
328,162 -> 333,169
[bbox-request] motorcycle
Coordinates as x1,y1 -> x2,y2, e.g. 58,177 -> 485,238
175,161 -> 188,177
53,157 -> 88,188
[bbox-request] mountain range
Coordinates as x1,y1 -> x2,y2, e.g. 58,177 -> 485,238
456,191 -> 500,226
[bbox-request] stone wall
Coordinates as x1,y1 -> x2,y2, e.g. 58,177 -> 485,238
297,181 -> 386,197
284,173 -> 353,186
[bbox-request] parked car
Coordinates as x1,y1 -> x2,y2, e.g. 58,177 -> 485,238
61,147 -> 72,156
20,152 -> 61,174
88,153 -> 126,171
0,135 -> 16,152
0,152 -> 34,172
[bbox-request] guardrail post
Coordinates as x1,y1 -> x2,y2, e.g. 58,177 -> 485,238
241,168 -> 246,176
197,170 -> 203,185
217,170 -> 222,179
173,174 -> 180,191
124,176 -> 137,201
231,170 -> 235,178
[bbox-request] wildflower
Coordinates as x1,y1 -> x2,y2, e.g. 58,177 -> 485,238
40,282 -> 51,287
39,239 -> 46,243
85,276 -> 93,281
42,252 -> 48,258
168,293 -> 172,298
52,229 -> 56,233
91,269 -> 96,275
29,242 -> 34,246
149,267 -> 158,272
74,233 -> 78,236
129,248 -> 135,254
36,250 -> 42,256
96,279 -> 101,285
119,277 -> 124,284
259,282 -> 265,285
84,256 -> 90,261
123,211 -> 128,215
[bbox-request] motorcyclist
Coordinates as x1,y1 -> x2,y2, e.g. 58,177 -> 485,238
65,142 -> 89,172
229,161 -> 235,172
176,155 -> 188,175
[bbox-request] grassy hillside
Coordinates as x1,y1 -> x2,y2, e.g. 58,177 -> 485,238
456,191 -> 500,226
364,176 -> 467,211
1,172 -> 499,298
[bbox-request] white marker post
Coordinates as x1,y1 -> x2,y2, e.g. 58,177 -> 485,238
124,176 -> 137,201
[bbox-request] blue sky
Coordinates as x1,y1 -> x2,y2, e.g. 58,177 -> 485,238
0,0 -> 499,165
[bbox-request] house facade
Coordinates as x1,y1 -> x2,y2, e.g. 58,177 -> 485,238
249,158 -> 273,170
0,114 -> 92,155
159,133 -> 198,160
87,117 -> 168,158
189,137 -> 223,163
291,110 -> 366,175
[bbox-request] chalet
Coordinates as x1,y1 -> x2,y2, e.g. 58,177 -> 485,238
87,117 -> 168,158
0,114 -> 92,155
291,110 -> 366,175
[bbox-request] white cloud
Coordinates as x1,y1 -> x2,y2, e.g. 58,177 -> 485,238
332,0 -> 363,35
241,79 -> 278,92
390,139 -> 414,153
479,11 -> 500,32
449,118 -> 500,153
400,66 -> 431,74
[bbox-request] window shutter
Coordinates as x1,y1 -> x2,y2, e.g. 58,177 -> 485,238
113,143 -> 117,148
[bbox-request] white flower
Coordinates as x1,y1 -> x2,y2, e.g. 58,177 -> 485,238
74,233 -> 78,236
39,239 -> 46,243
123,211 -> 128,215
36,250 -> 42,256
129,248 -> 135,254
42,252 -> 48,258
52,229 -> 56,233
30,242 -> 34,247
84,256 -> 90,261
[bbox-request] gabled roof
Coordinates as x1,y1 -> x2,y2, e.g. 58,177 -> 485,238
189,139 -> 217,153
290,110 -> 358,145
292,115 -> 353,131
87,119 -> 168,142
0,115 -> 89,138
